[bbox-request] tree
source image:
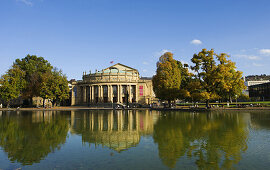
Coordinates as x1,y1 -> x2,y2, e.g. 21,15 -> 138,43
40,72 -> 54,107
14,55 -> 53,104
190,49 -> 245,107
190,49 -> 220,107
0,65 -> 26,107
152,52 -> 181,106
50,69 -> 70,106
176,61 -> 192,100
40,68 -> 69,107
215,53 -> 246,102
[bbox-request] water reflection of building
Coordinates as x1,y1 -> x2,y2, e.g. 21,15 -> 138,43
31,111 -> 56,123
70,110 -> 156,152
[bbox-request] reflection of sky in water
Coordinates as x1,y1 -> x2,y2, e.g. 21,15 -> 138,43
0,110 -> 270,169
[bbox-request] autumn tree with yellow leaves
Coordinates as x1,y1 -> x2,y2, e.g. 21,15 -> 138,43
190,49 -> 245,107
152,52 -> 181,106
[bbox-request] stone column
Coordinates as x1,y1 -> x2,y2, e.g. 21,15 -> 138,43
135,85 -> 138,103
129,85 -> 132,103
97,85 -> 100,103
71,86 -> 75,106
91,85 -> 94,103
109,85 -> 112,103
89,86 -> 92,103
100,85 -> 103,103
117,85 -> 120,103
83,86 -> 87,103
119,84 -> 122,103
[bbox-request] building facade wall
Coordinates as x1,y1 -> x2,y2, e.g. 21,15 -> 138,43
249,82 -> 270,101
71,63 -> 155,106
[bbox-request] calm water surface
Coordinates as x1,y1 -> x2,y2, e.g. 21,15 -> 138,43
0,110 -> 270,169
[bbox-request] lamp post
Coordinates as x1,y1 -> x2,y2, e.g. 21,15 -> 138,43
235,95 -> 238,107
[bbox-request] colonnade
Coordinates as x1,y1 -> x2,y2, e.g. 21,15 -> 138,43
79,84 -> 138,104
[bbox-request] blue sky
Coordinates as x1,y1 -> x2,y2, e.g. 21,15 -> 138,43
1,0 -> 270,80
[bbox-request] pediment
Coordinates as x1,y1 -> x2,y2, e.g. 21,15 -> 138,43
103,63 -> 138,73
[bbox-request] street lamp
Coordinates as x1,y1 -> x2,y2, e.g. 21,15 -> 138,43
235,95 -> 238,107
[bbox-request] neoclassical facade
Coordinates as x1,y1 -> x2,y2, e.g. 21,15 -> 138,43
71,63 -> 154,106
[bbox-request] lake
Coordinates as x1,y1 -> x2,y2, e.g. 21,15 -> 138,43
0,110 -> 270,169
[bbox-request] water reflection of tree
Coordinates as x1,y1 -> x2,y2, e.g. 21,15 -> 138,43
153,112 -> 248,169
0,111 -> 69,165
250,112 -> 270,130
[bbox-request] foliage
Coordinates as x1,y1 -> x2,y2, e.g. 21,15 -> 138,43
1,54 -> 69,107
190,49 -> 245,107
50,69 -> 70,106
215,53 -> 246,102
14,55 -> 53,99
40,69 -> 69,107
152,52 -> 181,104
176,61 -> 192,99
0,65 -> 26,107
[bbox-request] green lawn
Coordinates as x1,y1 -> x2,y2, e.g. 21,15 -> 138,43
177,101 -> 270,107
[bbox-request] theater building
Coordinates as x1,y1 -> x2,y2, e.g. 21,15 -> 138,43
71,63 -> 154,106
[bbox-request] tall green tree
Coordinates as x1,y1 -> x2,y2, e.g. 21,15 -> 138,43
152,52 -> 181,106
40,69 -> 69,107
50,69 -> 70,106
0,65 -> 26,107
14,55 -> 53,103
176,61 -> 193,100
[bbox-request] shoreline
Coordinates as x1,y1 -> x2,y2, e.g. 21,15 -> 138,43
1,106 -> 270,111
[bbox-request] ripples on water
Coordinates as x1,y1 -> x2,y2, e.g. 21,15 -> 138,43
0,110 -> 270,169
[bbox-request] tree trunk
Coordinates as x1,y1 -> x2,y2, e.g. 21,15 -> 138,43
43,98 -> 45,108
7,101 -> 10,108
53,100 -> 57,107
30,97 -> 33,107
206,99 -> 210,109
168,100 -> 171,108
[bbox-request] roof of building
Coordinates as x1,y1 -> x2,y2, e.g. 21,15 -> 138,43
97,63 -> 139,74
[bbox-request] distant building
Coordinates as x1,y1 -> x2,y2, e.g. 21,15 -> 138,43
244,80 -> 270,87
249,82 -> 270,101
243,78 -> 270,96
71,63 -> 155,106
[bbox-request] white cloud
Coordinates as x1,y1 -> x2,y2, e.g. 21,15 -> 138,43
159,49 -> 170,55
259,49 -> 270,56
16,0 -> 33,6
154,49 -> 171,57
190,39 -> 202,45
253,63 -> 263,67
143,69 -> 147,72
235,54 -> 261,60
143,61 -> 148,65
179,60 -> 189,65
